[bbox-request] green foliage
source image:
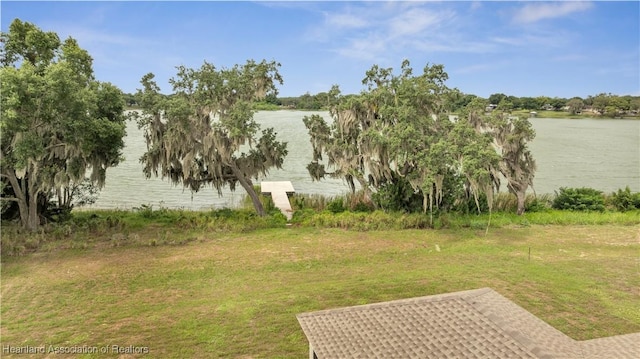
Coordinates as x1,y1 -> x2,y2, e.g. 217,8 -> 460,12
525,196 -> 551,212
68,179 -> 99,207
289,207 -> 638,230
372,174 -> 423,213
326,197 -> 346,213
345,190 -> 376,212
566,98 -> 584,115
461,92 -> 638,119
279,91 -> 332,110
241,185 -> 278,213
252,101 -> 281,111
135,59 -> 287,216
303,60 -> 506,220
3,198 -> 640,256
456,191 -> 490,214
490,193 -> 552,213
487,113 -> 537,215
299,191 -> 374,214
290,210 -> 432,230
0,19 -> 126,230
488,93 -> 507,105
552,187 -> 606,212
290,193 -> 330,211
609,187 -> 640,211
1,206 -> 291,255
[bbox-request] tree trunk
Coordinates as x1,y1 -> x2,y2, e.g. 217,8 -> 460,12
7,173 -> 40,230
231,166 -> 265,216
355,174 -> 372,202
27,188 -> 40,230
26,170 -> 41,230
516,190 -> 526,216
4,169 -> 34,230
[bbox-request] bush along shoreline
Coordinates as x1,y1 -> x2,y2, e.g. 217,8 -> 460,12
2,186 -> 639,257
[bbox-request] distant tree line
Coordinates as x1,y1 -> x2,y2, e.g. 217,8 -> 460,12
209,89 -> 640,117
478,92 -> 640,118
156,90 -> 635,117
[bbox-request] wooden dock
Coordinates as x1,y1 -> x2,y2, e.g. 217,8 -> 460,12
261,181 -> 295,220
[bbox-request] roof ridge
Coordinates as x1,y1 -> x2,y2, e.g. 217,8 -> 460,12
296,287 -> 493,319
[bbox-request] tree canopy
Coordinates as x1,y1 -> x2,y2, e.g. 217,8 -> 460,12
304,60 -> 513,221
0,19 -> 126,230
134,59 -> 287,216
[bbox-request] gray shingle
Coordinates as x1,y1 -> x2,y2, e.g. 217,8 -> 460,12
296,288 -> 639,358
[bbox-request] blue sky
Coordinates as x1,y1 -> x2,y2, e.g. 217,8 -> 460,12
2,1 -> 638,98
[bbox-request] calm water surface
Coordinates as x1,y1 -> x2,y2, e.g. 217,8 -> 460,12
91,111 -> 639,210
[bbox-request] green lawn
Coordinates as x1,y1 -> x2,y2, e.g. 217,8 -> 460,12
2,225 -> 639,358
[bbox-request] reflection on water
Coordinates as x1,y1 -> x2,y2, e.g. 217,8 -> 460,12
90,111 -> 640,210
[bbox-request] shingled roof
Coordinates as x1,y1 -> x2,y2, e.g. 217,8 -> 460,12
296,288 -> 639,358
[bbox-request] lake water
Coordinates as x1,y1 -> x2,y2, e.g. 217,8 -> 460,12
90,111 -> 639,210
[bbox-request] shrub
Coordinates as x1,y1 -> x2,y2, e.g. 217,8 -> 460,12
455,191 -> 489,214
326,198 -> 346,213
290,208 -> 317,223
291,193 -> 330,211
209,207 -> 238,219
525,194 -> 552,212
609,186 -> 640,212
552,187 -> 605,212
345,190 -> 375,212
371,174 -> 423,213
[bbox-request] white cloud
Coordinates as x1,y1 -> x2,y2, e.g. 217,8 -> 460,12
388,8 -> 444,37
413,39 -> 496,54
307,1 -> 584,65
470,2 -> 482,12
333,33 -> 389,62
452,63 -> 493,75
491,36 -> 525,46
311,3 -> 463,62
513,2 -> 593,24
490,28 -> 572,49
325,12 -> 369,29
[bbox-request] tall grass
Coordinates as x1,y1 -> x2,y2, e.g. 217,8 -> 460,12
289,209 -> 640,231
1,207 -> 288,256
290,193 -> 331,211
288,190 -> 553,214
289,190 -> 374,212
3,189 -> 638,256
291,210 -> 432,230
492,192 -> 553,212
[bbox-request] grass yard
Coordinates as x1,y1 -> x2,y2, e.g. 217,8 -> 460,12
1,224 -> 639,358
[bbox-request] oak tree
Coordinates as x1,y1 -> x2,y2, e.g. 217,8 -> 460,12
0,19 -> 126,230
134,60 -> 287,216
488,113 -> 537,215
304,60 -> 502,222
566,98 -> 584,115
